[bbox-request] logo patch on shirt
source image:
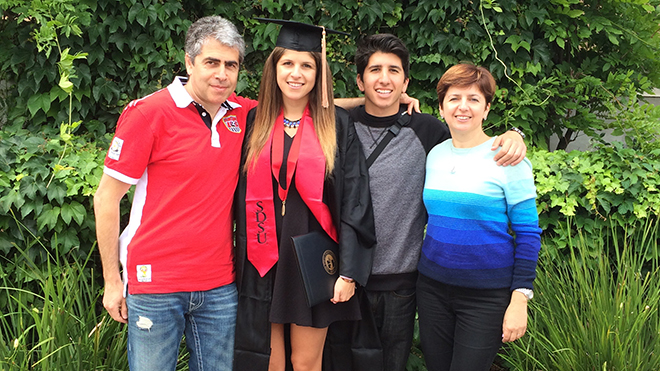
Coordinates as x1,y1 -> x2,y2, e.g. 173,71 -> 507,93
108,137 -> 124,161
136,264 -> 152,282
223,115 -> 241,133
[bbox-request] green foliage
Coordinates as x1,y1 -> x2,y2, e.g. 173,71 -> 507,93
501,220 -> 660,370
529,145 -> 660,260
2,0 -> 198,132
3,0 -> 660,150
1,1 -> 659,369
406,312 -> 427,370
398,0 -> 660,150
0,244 -> 128,370
1,1 -> 109,282
0,125 -> 108,283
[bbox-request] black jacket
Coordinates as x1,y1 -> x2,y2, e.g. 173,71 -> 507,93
233,107 -> 377,370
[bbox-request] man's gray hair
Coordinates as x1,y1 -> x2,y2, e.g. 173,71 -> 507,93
185,16 -> 245,64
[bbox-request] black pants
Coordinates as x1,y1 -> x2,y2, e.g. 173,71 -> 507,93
365,287 -> 417,371
416,274 -> 510,371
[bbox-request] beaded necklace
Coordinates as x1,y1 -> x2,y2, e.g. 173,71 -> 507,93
283,117 -> 301,128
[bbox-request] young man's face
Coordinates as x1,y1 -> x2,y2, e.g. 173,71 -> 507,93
184,38 -> 240,116
357,51 -> 409,117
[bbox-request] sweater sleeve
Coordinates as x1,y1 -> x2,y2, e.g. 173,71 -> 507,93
503,158 -> 542,291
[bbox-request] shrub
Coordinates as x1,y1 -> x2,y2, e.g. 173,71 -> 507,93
501,219 -> 660,370
0,125 -> 108,278
529,144 -> 660,262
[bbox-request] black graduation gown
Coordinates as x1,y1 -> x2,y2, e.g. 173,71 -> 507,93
233,107 -> 378,370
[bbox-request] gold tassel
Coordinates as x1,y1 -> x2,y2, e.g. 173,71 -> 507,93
321,26 -> 329,109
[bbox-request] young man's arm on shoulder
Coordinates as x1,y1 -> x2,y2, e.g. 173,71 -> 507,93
335,93 -> 420,113
94,174 -> 132,324
492,130 -> 527,166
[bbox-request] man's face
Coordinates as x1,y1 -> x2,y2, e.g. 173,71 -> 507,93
185,38 -> 240,116
357,51 -> 409,117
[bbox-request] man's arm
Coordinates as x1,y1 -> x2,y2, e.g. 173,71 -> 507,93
334,97 -> 365,110
94,174 -> 132,324
492,130 -> 527,166
335,93 -> 421,113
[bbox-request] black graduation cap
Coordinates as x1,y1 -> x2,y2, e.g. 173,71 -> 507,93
256,18 -> 348,108
256,18 -> 348,53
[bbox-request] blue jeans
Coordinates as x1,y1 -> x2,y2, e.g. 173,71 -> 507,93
126,284 -> 238,371
416,274 -> 510,371
365,287 -> 417,371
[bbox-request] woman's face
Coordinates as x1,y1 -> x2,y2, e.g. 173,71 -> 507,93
276,49 -> 317,106
439,84 -> 490,136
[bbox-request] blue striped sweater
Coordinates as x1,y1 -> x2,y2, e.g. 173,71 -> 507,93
418,137 -> 542,291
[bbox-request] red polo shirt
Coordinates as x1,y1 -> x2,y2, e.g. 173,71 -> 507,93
104,77 -> 256,294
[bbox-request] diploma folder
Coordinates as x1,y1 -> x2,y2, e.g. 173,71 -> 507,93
291,231 -> 339,307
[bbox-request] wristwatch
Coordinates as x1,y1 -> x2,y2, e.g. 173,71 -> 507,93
514,288 -> 534,301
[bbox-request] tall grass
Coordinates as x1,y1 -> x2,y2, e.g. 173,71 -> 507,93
501,219 -> 660,370
0,236 -> 128,370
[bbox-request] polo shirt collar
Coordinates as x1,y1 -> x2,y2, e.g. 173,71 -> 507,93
168,76 -> 244,149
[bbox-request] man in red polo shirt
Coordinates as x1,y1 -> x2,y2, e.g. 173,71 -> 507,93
93,16 -> 257,371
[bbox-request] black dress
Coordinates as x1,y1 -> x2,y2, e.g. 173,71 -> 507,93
269,134 -> 360,327
233,107 -> 376,370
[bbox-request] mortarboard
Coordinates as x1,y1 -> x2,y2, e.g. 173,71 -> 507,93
256,18 -> 348,108
256,18 -> 348,53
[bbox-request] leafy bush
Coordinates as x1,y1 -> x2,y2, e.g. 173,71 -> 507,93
3,0 -> 660,151
501,220 -> 660,370
0,125 -> 107,274
529,145 -> 660,261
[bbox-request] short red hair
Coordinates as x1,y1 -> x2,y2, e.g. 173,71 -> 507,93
436,63 -> 496,108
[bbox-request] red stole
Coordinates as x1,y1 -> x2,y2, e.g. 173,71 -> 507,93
245,107 -> 338,277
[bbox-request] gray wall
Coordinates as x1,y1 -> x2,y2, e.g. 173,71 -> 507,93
549,88 -> 660,151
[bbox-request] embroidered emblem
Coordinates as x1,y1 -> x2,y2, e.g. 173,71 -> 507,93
108,137 -> 124,161
136,264 -> 152,282
223,115 -> 241,133
322,250 -> 337,275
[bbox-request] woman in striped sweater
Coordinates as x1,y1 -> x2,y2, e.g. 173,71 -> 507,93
417,63 -> 542,371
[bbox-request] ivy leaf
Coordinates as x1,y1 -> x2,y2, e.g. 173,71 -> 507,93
136,8 -> 150,27
19,176 -> 40,200
127,3 -> 143,24
505,35 -> 531,53
69,201 -> 87,226
20,200 -> 35,218
93,77 -> 119,104
52,229 -> 80,253
0,190 -> 24,213
59,74 -> 74,94
0,235 -> 13,255
47,183 -> 67,205
60,202 -> 73,224
37,204 -> 60,231
27,93 -> 52,117
109,32 -> 128,52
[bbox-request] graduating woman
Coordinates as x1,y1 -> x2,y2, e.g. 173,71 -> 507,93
233,19 -> 376,371
417,63 -> 542,371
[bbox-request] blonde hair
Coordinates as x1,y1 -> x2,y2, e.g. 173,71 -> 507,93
244,47 -> 336,176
